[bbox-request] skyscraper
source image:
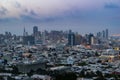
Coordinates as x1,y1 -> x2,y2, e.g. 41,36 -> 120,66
68,30 -> 75,46
75,34 -> 82,45
102,30 -> 105,39
33,26 -> 38,37
97,32 -> 102,39
23,36 -> 35,45
23,27 -> 28,37
105,29 -> 109,39
23,27 -> 26,36
88,33 -> 94,45
42,31 -> 46,45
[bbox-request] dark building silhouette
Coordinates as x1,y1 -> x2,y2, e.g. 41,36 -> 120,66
97,32 -> 102,39
97,29 -> 109,40
33,26 -> 38,37
23,27 -> 28,37
102,30 -> 105,39
86,33 -> 94,45
75,34 -> 82,45
68,30 -> 75,46
105,29 -> 109,39
23,36 -> 35,45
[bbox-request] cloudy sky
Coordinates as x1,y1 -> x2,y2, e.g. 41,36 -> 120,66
0,0 -> 120,35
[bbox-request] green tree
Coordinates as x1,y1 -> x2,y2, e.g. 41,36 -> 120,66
12,66 -> 19,74
27,69 -> 34,77
55,72 -> 77,80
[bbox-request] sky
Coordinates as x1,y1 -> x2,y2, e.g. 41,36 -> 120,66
0,0 -> 120,35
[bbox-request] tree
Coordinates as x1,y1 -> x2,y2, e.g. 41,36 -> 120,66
36,68 -> 47,75
3,59 -> 8,65
95,52 -> 99,56
96,70 -> 103,77
79,69 -> 85,77
94,77 -> 107,80
27,69 -> 34,77
55,72 -> 77,80
7,76 -> 16,80
12,66 -> 19,74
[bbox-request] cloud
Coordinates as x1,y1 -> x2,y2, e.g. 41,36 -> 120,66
0,0 -> 24,18
14,1 -> 21,8
104,3 -> 119,9
0,0 -> 120,19
0,6 -> 8,15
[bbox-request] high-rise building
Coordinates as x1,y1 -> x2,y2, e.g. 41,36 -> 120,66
105,29 -> 109,39
97,32 -> 102,39
75,34 -> 82,45
42,31 -> 46,45
87,33 -> 94,45
68,30 -> 75,46
102,30 -> 105,39
33,26 -> 38,36
23,36 -> 35,45
23,27 -> 28,36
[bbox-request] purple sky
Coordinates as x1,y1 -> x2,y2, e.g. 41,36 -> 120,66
0,0 -> 120,35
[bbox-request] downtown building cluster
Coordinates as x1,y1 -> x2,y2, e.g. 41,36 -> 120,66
0,26 -> 120,80
22,26 -> 110,50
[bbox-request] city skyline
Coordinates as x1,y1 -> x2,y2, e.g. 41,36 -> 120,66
0,0 -> 120,35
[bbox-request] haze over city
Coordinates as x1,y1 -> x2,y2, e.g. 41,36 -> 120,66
0,0 -> 120,35
0,1 -> 120,80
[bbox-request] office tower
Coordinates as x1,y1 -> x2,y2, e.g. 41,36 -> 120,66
88,33 -> 94,45
23,27 -> 28,37
97,32 -> 102,38
42,31 -> 46,45
91,36 -> 94,45
102,30 -> 105,39
105,29 -> 109,39
33,26 -> 38,37
75,34 -> 82,45
23,27 -> 26,36
23,36 -> 35,45
68,30 -> 75,46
